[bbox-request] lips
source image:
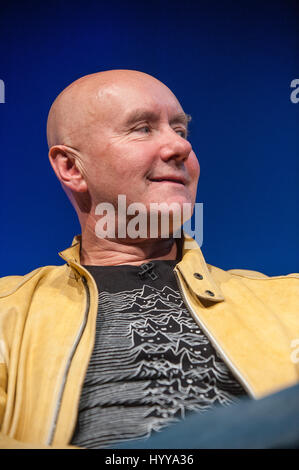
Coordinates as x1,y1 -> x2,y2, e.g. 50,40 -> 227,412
148,175 -> 187,185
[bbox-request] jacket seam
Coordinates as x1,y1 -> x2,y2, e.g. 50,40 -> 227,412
229,274 -> 299,280
0,266 -> 65,298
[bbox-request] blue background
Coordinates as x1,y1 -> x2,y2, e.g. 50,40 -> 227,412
0,0 -> 298,277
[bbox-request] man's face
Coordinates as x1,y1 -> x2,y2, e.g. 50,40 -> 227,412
81,77 -> 200,219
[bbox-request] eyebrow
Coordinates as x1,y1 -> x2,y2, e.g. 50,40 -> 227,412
122,108 -> 192,128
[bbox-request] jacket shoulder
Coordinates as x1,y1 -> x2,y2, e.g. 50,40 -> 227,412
0,264 -> 67,298
226,268 -> 269,279
227,268 -> 299,280
207,264 -> 299,282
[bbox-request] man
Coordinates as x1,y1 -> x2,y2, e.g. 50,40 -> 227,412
0,70 -> 298,449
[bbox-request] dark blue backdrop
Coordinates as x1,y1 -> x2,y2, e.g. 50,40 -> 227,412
0,0 -> 298,277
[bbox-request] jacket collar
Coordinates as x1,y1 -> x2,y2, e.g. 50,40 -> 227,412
59,233 -> 225,303
176,233 -> 225,303
59,235 -> 82,265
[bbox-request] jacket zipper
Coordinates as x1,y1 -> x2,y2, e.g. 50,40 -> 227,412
46,274 -> 91,445
173,268 -> 257,399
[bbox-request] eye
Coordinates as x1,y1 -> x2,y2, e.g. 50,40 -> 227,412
175,128 -> 188,138
134,125 -> 151,134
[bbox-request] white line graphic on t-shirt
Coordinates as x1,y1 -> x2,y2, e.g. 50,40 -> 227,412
73,284 -> 244,448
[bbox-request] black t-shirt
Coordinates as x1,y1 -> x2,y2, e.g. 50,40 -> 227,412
71,260 -> 247,449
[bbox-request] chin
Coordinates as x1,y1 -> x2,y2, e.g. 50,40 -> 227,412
155,194 -> 194,208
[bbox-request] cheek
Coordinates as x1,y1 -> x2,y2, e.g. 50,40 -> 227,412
113,144 -> 155,179
188,151 -> 200,181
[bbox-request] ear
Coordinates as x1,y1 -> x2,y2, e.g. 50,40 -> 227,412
48,145 -> 88,193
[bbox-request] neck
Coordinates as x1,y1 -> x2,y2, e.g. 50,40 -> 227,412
79,224 -> 178,266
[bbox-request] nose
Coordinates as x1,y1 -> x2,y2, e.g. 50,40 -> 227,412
159,127 -> 192,163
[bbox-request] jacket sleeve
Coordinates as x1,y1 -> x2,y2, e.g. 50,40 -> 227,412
0,432 -> 80,449
0,281 -> 81,450
0,364 -> 79,449
0,434 -> 82,448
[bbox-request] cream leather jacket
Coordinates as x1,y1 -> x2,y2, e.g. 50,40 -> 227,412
0,234 -> 298,448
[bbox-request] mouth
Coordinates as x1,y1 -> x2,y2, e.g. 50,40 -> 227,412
148,175 -> 187,186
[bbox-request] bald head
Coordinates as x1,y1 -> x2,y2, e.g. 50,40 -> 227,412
46,69 -> 198,229
46,69 -> 175,150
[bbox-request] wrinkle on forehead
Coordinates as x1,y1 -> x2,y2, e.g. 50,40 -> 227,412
46,70 -> 179,150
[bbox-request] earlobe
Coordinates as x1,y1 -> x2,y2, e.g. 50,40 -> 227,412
48,145 -> 88,193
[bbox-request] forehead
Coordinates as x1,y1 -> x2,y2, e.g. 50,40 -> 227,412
95,79 -> 184,125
